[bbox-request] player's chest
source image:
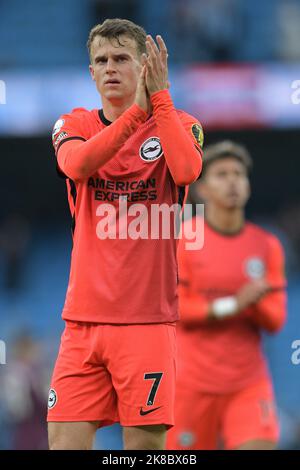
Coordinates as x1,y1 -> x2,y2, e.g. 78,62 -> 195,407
94,122 -> 167,179
82,121 -> 173,206
186,234 -> 268,289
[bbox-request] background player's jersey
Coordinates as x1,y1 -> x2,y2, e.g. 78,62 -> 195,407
52,107 -> 202,324
177,218 -> 287,393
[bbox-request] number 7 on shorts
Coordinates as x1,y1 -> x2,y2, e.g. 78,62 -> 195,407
144,372 -> 163,406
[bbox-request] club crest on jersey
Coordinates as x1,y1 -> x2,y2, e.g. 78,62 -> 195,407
139,137 -> 163,162
52,119 -> 65,139
48,388 -> 57,409
245,257 -> 265,279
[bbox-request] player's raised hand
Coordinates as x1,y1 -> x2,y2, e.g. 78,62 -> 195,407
236,280 -> 271,312
135,57 -> 152,114
208,279 -> 271,320
144,35 -> 169,96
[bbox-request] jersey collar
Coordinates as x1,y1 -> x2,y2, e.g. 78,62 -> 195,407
205,219 -> 246,237
98,108 -> 153,127
98,109 -> 112,126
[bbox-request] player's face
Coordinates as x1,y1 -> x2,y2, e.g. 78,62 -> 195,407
198,157 -> 250,209
89,35 -> 142,104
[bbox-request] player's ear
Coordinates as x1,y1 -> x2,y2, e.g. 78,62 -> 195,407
245,178 -> 251,202
195,180 -> 208,202
189,180 -> 206,204
89,64 -> 95,81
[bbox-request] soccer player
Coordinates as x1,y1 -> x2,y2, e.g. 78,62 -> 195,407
167,141 -> 287,450
47,19 -> 203,450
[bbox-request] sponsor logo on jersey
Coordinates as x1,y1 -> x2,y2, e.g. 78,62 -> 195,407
191,123 -> 204,148
139,137 -> 163,162
52,119 -> 65,139
48,388 -> 57,409
54,131 -> 68,146
245,257 -> 265,279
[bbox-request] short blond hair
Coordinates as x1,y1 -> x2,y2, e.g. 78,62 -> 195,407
87,18 -> 147,61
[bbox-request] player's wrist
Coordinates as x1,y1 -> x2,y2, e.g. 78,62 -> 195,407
150,88 -> 171,100
130,102 -> 149,120
150,89 -> 175,114
210,296 -> 239,319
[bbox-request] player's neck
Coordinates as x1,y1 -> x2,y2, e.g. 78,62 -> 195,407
101,96 -> 135,122
205,205 -> 245,235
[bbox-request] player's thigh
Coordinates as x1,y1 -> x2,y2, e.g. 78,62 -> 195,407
47,321 -> 119,427
236,439 -> 276,450
222,379 -> 279,450
106,324 -> 176,431
123,424 -> 167,450
48,421 -> 99,450
166,388 -> 220,450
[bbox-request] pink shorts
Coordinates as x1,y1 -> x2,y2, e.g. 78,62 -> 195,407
167,378 -> 279,449
47,321 -> 177,428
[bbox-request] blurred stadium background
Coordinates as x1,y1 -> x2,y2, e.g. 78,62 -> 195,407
0,0 -> 300,450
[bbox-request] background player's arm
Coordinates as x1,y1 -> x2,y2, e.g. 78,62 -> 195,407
248,236 -> 287,333
178,239 -> 212,325
144,35 -> 202,186
178,283 -> 211,325
178,239 -> 274,325
180,278 -> 276,325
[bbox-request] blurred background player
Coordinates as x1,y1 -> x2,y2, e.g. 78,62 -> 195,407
47,18 -> 202,450
167,141 -> 287,450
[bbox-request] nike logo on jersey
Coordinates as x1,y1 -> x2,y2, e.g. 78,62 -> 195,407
139,406 -> 162,416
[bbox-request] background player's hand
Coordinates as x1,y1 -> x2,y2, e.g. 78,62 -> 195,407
236,280 -> 271,312
135,60 -> 152,114
144,35 -> 169,96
